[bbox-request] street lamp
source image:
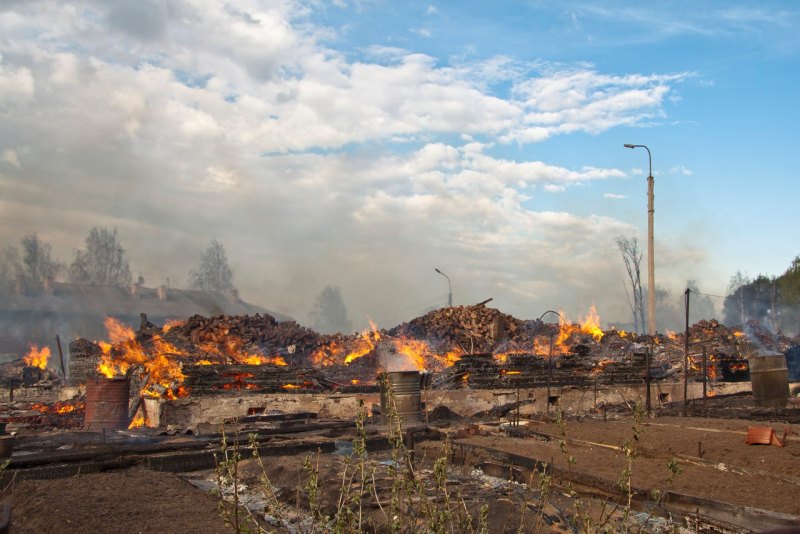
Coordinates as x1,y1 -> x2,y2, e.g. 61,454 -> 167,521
434,268 -> 452,307
538,310 -> 564,413
624,143 -> 656,336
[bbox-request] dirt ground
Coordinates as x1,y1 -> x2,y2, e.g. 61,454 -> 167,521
9,467 -> 231,534
459,415 -> 800,516
6,415 -> 800,533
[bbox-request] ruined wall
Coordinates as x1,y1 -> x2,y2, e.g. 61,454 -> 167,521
152,382 -> 753,428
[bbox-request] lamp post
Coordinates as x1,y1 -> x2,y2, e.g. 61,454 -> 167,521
538,310 -> 564,413
624,143 -> 656,336
434,268 -> 452,307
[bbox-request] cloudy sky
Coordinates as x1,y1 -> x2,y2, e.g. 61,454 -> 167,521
1,1 -> 798,330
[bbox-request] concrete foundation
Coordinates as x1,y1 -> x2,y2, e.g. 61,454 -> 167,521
149,381 -> 753,429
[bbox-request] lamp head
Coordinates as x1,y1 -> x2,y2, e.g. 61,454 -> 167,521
623,144 -> 635,149
434,268 -> 442,274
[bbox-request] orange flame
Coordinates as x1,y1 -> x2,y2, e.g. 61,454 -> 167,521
579,305 -> 604,342
590,358 -> 615,377
128,412 -> 145,429
282,383 -> 302,390
23,345 -> 51,369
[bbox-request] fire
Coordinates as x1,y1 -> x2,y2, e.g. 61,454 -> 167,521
665,330 -> 678,340
553,305 -> 604,353
220,372 -> 258,390
351,379 -> 360,385
590,358 -> 615,377
310,340 -> 343,367
729,362 -> 748,372
129,412 -> 145,429
23,345 -> 50,369
344,321 -> 382,365
579,305 -> 604,342
162,318 -> 185,333
500,369 -> 521,377
282,383 -> 302,390
30,400 -> 85,415
707,390 -> 717,397
392,337 -> 462,372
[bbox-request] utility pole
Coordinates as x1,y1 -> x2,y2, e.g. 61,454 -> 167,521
624,144 -> 656,335
683,288 -> 690,416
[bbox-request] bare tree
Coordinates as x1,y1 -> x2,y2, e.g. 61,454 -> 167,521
616,236 -> 645,333
69,227 -> 132,287
189,239 -> 234,294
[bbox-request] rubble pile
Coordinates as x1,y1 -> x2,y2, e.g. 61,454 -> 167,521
388,301 -> 540,353
152,313 -> 322,364
13,306 -> 800,403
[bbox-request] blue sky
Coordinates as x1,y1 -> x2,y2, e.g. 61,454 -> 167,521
0,1 -> 798,330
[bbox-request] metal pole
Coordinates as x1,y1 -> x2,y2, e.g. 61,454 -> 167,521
547,334 -> 554,414
683,288 -> 690,416
645,345 -> 652,416
434,268 -> 452,307
647,170 -> 656,335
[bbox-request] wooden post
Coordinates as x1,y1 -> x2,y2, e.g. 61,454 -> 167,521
702,346 -> 708,400
55,334 -> 66,379
684,288 -> 690,416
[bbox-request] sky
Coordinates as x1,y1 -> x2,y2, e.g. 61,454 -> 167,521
1,1 -> 798,331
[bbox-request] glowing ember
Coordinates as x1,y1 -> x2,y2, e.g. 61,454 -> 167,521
282,383 -> 302,390
590,358 -> 615,377
351,379 -> 360,385
23,345 -> 50,369
220,372 -> 258,390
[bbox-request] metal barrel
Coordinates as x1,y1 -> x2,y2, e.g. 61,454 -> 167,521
85,377 -> 131,430
380,371 -> 422,425
748,354 -> 789,408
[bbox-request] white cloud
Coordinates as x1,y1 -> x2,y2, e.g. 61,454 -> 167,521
669,165 -> 694,176
0,0 -> 693,326
604,193 -> 627,199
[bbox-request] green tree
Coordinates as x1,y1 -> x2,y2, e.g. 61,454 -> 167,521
69,227 -> 132,287
19,233 -> 63,292
309,286 -> 352,334
189,239 -> 234,294
0,245 -> 20,294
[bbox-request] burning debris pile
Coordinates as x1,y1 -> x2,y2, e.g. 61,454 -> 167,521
47,304 -> 800,404
0,345 -> 63,389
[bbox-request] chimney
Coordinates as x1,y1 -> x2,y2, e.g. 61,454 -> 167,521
130,281 -> 141,298
43,276 -> 54,295
157,285 -> 167,300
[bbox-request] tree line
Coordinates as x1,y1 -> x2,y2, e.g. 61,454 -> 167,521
0,228 -> 235,296
723,257 -> 800,334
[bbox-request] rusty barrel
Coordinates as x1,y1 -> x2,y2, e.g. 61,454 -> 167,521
380,371 -> 422,425
748,354 -> 789,408
85,377 -> 131,430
